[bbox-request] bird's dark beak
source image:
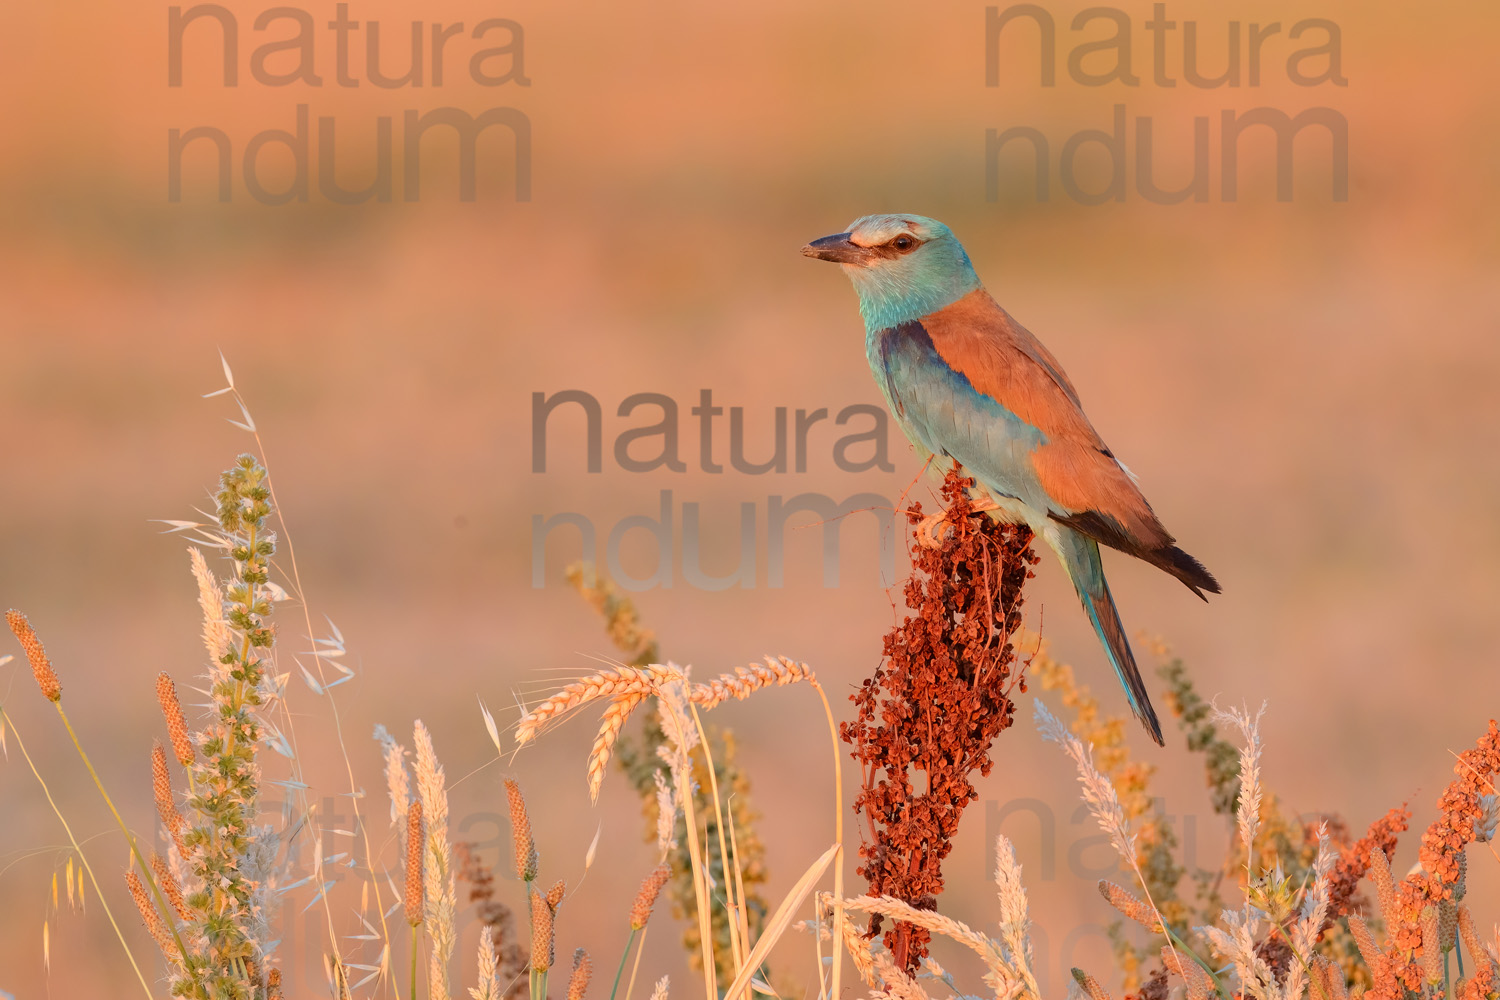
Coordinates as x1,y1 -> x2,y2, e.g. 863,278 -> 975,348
800,232 -> 867,265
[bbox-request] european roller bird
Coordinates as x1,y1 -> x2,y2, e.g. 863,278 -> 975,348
802,214 -> 1219,745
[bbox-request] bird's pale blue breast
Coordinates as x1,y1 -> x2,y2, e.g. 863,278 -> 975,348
867,320 -> 1050,508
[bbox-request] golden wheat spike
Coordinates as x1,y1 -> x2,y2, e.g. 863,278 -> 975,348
514,664 -> 677,744
691,656 -> 814,710
588,692 -> 649,802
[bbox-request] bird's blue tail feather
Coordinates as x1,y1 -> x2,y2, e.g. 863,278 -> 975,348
1052,529 -> 1165,746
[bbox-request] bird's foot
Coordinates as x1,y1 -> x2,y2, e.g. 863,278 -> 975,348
914,497 -> 1000,549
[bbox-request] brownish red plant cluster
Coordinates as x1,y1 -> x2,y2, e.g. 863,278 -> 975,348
1372,721 -> 1500,1000
840,468 -> 1037,972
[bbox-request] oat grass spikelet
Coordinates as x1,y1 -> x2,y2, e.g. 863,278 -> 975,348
7,609 -> 60,702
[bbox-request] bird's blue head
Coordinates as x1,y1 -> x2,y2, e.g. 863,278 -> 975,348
801,214 -> 982,332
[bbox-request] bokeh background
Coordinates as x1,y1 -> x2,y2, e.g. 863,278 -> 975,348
2,1 -> 1498,996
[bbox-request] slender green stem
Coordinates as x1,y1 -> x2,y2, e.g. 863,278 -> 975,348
410,923 -> 420,1000
53,701 -> 200,990
623,925 -> 648,1000
609,927 -> 638,1000
1,703 -> 158,1000
1161,923 -> 1230,999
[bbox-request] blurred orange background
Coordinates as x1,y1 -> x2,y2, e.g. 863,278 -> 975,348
2,1 -> 1498,997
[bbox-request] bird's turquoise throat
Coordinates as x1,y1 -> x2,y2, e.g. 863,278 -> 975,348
848,252 -> 982,332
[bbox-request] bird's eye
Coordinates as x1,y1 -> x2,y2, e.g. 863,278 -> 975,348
893,235 -> 914,251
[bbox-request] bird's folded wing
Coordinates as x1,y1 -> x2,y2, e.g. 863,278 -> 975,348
892,289 -> 1176,553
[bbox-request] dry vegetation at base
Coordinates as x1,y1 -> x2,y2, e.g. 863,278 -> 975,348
1,442 -> 1497,1000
